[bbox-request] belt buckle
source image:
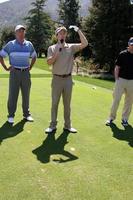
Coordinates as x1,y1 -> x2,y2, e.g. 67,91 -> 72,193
21,68 -> 27,71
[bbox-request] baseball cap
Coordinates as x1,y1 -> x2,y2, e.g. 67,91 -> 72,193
15,25 -> 26,32
128,38 -> 133,45
55,26 -> 67,35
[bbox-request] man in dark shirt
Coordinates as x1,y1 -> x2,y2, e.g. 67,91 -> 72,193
106,37 -> 133,126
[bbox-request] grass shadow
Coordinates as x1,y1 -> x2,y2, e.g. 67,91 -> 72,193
32,131 -> 78,164
110,123 -> 133,147
0,119 -> 26,145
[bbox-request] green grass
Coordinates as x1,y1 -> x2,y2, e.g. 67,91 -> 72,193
34,58 -> 114,90
0,58 -> 114,90
74,75 -> 114,90
34,57 -> 51,72
0,59 -> 132,200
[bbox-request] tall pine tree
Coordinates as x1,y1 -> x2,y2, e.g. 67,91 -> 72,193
84,0 -> 133,72
25,0 -> 54,57
58,0 -> 80,42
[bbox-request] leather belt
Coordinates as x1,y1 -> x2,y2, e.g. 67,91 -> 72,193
14,68 -> 29,72
54,73 -> 71,78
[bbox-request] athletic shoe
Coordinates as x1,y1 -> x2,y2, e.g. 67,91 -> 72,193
8,117 -> 14,124
45,127 -> 57,134
24,116 -> 34,122
121,119 -> 129,127
105,119 -> 113,126
63,127 -> 77,133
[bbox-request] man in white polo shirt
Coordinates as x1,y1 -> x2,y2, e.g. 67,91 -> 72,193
0,25 -> 37,124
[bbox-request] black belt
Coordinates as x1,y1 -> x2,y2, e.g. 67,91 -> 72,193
14,68 -> 29,71
54,73 -> 71,78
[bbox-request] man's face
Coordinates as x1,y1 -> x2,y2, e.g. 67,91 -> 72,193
16,28 -> 25,41
57,30 -> 67,42
128,44 -> 133,51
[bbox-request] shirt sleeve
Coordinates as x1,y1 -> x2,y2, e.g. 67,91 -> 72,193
71,44 -> 81,54
29,42 -> 37,58
47,46 -> 53,59
0,42 -> 11,57
115,53 -> 123,67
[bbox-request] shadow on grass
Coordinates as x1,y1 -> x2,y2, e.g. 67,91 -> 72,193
110,123 -> 133,147
0,120 -> 26,145
32,131 -> 78,164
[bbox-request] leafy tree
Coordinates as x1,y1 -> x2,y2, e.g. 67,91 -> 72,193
84,0 -> 133,73
25,0 -> 54,57
58,0 -> 80,42
0,27 -> 15,48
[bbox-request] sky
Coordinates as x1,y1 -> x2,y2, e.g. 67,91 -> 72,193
0,0 -> 10,4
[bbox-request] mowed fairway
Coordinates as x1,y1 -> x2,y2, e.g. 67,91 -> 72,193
0,61 -> 133,200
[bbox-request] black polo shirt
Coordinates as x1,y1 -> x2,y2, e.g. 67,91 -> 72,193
115,49 -> 133,80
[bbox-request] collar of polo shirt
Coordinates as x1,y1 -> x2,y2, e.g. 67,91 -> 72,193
57,42 -> 68,48
16,39 -> 26,45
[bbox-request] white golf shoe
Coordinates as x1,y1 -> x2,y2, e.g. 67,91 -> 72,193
8,117 -> 14,124
64,127 -> 77,133
24,116 -> 34,122
45,127 -> 57,134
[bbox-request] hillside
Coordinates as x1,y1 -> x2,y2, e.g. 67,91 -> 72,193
0,0 -> 90,27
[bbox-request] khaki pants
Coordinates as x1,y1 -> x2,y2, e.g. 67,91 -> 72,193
109,78 -> 133,120
50,75 -> 73,129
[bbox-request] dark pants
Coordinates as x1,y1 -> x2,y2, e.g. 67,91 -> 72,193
8,69 -> 31,118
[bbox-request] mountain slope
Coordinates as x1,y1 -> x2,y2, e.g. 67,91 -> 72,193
0,0 -> 90,27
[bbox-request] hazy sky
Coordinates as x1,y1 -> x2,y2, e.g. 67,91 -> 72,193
0,0 -> 10,3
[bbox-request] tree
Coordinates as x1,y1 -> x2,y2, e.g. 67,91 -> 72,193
84,0 -> 133,73
58,0 -> 81,42
25,0 -> 54,57
0,27 -> 15,48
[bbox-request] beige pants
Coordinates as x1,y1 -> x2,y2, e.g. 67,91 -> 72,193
109,78 -> 133,120
50,75 -> 73,129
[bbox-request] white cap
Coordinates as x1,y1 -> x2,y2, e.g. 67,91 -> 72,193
15,25 -> 26,32
55,26 -> 67,35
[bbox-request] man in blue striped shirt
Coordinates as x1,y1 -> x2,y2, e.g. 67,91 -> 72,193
0,25 -> 37,124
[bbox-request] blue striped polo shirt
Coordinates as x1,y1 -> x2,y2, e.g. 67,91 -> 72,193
0,39 -> 37,68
